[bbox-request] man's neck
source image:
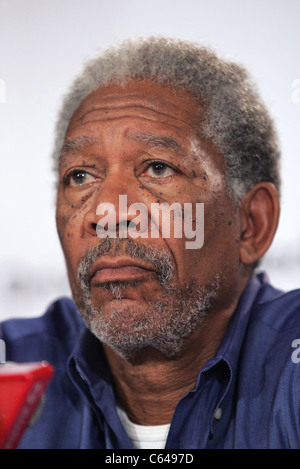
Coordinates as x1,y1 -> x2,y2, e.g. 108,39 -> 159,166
103,304 -> 236,426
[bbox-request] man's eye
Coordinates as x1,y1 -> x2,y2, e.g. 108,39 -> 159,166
65,170 -> 96,186
143,162 -> 175,178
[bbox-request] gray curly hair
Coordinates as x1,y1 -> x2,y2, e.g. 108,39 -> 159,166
52,36 -> 280,201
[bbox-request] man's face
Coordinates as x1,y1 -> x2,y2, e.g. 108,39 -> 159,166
56,80 -> 242,360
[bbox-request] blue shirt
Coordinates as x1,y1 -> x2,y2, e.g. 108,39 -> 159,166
1,272 -> 300,449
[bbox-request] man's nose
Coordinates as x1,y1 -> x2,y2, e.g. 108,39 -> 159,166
83,171 -> 149,239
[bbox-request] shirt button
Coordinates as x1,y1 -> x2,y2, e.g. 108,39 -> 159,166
214,407 -> 222,420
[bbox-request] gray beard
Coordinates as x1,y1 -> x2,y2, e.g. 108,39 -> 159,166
76,238 -> 221,361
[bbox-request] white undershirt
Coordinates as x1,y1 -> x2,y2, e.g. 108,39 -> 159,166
117,406 -> 171,449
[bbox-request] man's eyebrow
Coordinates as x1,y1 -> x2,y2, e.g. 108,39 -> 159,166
127,131 -> 186,157
59,136 -> 98,158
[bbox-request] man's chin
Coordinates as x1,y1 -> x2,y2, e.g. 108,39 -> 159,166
79,293 -> 207,362
95,297 -> 151,324
77,272 -> 222,362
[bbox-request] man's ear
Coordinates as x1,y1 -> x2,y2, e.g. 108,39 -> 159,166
239,182 -> 280,265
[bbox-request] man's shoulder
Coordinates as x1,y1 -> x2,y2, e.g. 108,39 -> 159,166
0,297 -> 84,340
252,276 -> 300,331
245,277 -> 300,383
236,274 -> 300,376
0,297 -> 85,363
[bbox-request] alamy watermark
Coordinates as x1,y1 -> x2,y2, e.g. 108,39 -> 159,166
291,339 -> 300,363
0,338 -> 5,363
0,79 -> 6,103
95,195 -> 204,249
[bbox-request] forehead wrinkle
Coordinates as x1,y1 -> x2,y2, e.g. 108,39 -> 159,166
126,130 -> 187,158
75,103 -> 192,126
60,136 -> 100,159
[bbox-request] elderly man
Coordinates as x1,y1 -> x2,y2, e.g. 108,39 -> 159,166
1,37 -> 300,449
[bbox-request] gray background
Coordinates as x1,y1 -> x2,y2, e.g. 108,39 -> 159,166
0,0 -> 299,320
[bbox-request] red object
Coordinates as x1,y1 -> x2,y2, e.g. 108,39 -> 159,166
0,361 -> 54,449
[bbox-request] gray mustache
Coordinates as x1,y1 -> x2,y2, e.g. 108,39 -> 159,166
77,237 -> 174,293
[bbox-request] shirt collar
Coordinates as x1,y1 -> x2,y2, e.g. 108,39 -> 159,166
191,273 -> 270,435
67,326 -> 133,447
215,272 -> 268,364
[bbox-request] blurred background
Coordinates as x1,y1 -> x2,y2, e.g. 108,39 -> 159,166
0,0 -> 299,321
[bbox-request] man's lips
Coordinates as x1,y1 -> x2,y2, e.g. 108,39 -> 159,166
90,259 -> 157,283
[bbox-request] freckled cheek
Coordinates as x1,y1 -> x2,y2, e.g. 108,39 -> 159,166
202,201 -> 240,264
56,205 -> 88,290
56,199 -> 86,252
